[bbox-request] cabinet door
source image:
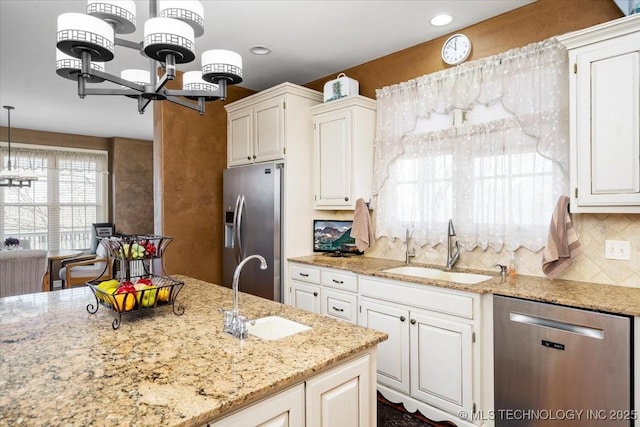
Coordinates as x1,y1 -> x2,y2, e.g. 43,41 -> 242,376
321,288 -> 357,324
209,384 -> 304,427
314,109 -> 352,208
254,97 -> 285,163
227,108 -> 253,166
573,32 -> 640,211
410,311 -> 473,417
359,299 -> 410,394
306,354 -> 371,427
290,281 -> 321,313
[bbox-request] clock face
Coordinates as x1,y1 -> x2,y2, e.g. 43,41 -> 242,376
441,34 -> 471,65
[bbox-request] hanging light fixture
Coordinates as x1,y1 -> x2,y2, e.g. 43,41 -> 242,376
56,0 -> 243,115
0,106 -> 38,188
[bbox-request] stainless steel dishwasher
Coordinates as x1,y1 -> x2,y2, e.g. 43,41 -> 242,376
494,295 -> 633,426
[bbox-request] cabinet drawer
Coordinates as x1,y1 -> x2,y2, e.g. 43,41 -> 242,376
360,277 -> 475,320
322,269 -> 358,292
291,264 -> 320,284
321,289 -> 358,323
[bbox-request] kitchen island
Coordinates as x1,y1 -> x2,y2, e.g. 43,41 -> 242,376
0,276 -> 387,426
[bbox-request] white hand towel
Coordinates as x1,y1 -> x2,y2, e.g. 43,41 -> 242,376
542,195 -> 582,279
351,198 -> 375,252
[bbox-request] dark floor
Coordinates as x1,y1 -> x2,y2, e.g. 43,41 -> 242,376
377,393 -> 456,427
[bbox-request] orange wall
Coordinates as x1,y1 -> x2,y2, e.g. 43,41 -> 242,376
158,0 -> 622,283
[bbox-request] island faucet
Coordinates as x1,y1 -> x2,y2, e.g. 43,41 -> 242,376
446,219 -> 460,271
405,227 -> 415,264
224,254 -> 268,339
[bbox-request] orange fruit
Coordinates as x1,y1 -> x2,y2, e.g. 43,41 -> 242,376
114,292 -> 135,312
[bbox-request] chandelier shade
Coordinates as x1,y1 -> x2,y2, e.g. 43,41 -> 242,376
56,49 -> 105,83
159,1 -> 205,37
55,0 -> 243,115
143,17 -> 195,63
86,0 -> 136,34
202,49 -> 243,84
56,13 -> 115,62
1,106 -> 38,188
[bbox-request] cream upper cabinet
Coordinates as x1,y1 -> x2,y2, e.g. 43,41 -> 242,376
225,83 -> 322,167
311,96 -> 376,210
560,15 -> 640,213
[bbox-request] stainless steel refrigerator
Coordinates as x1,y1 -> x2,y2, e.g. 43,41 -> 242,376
222,162 -> 283,302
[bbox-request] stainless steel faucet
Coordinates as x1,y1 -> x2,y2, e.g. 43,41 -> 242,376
405,228 -> 415,264
223,254 -> 268,339
446,219 -> 460,270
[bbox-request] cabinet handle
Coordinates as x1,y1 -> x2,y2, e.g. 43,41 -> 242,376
400,316 -> 406,322
299,273 -> 309,277
313,292 -> 318,297
332,279 -> 344,284
344,197 -> 349,202
410,319 -> 416,325
332,306 -> 344,312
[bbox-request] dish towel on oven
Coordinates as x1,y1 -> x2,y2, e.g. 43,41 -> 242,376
351,198 -> 375,252
541,195 -> 582,279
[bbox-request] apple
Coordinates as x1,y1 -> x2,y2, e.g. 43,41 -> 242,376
136,285 -> 158,308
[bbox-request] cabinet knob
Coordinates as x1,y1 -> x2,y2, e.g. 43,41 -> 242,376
344,197 -> 349,202
247,156 -> 251,160
252,155 -> 256,159
313,292 -> 318,297
400,316 -> 406,322
410,319 -> 416,325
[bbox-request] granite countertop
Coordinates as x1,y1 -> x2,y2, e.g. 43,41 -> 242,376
290,255 -> 640,316
0,276 -> 387,427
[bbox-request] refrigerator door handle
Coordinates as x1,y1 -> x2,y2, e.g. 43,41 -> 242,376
234,194 -> 246,264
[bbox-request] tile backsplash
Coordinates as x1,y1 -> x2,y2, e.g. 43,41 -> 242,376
361,213 -> 640,288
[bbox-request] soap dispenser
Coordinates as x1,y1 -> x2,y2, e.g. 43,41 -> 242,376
508,252 -> 517,277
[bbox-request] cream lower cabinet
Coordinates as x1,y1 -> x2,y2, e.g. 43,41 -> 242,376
306,354 -> 373,427
209,384 -> 305,427
290,263 -> 321,314
359,276 -> 480,426
208,352 -> 375,427
559,15 -> 640,213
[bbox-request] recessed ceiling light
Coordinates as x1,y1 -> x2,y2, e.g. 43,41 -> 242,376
430,14 -> 453,26
250,45 -> 271,55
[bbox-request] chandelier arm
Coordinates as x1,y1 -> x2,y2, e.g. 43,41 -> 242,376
82,69 -> 146,92
114,38 -> 143,51
165,96 -> 205,114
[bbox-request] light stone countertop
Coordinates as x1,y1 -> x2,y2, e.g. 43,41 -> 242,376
290,255 -> 640,316
0,276 -> 387,427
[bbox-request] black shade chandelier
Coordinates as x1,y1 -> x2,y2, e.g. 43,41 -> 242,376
56,0 -> 243,115
0,106 -> 38,188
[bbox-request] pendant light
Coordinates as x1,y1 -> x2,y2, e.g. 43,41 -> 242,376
0,106 -> 38,188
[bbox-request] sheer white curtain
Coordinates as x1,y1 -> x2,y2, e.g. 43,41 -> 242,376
373,38 -> 569,252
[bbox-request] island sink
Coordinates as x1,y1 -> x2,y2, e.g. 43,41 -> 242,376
247,316 -> 311,340
383,266 -> 492,284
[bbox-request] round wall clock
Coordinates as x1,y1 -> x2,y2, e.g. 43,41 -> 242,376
441,33 -> 472,65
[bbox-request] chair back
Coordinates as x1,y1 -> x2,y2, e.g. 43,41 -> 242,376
0,249 -> 48,297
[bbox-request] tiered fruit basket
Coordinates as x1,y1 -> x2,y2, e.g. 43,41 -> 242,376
86,235 -> 185,329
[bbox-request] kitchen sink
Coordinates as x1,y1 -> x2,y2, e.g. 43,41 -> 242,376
382,266 -> 492,284
247,316 -> 311,340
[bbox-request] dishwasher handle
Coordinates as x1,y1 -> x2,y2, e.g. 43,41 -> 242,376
509,312 -> 604,339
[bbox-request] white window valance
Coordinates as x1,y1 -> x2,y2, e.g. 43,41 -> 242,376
373,38 -> 570,252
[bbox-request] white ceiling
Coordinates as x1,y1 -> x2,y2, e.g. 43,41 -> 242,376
0,0 -> 536,141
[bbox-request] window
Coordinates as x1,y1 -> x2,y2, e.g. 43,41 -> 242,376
373,38 -> 569,252
1,144 -> 108,251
